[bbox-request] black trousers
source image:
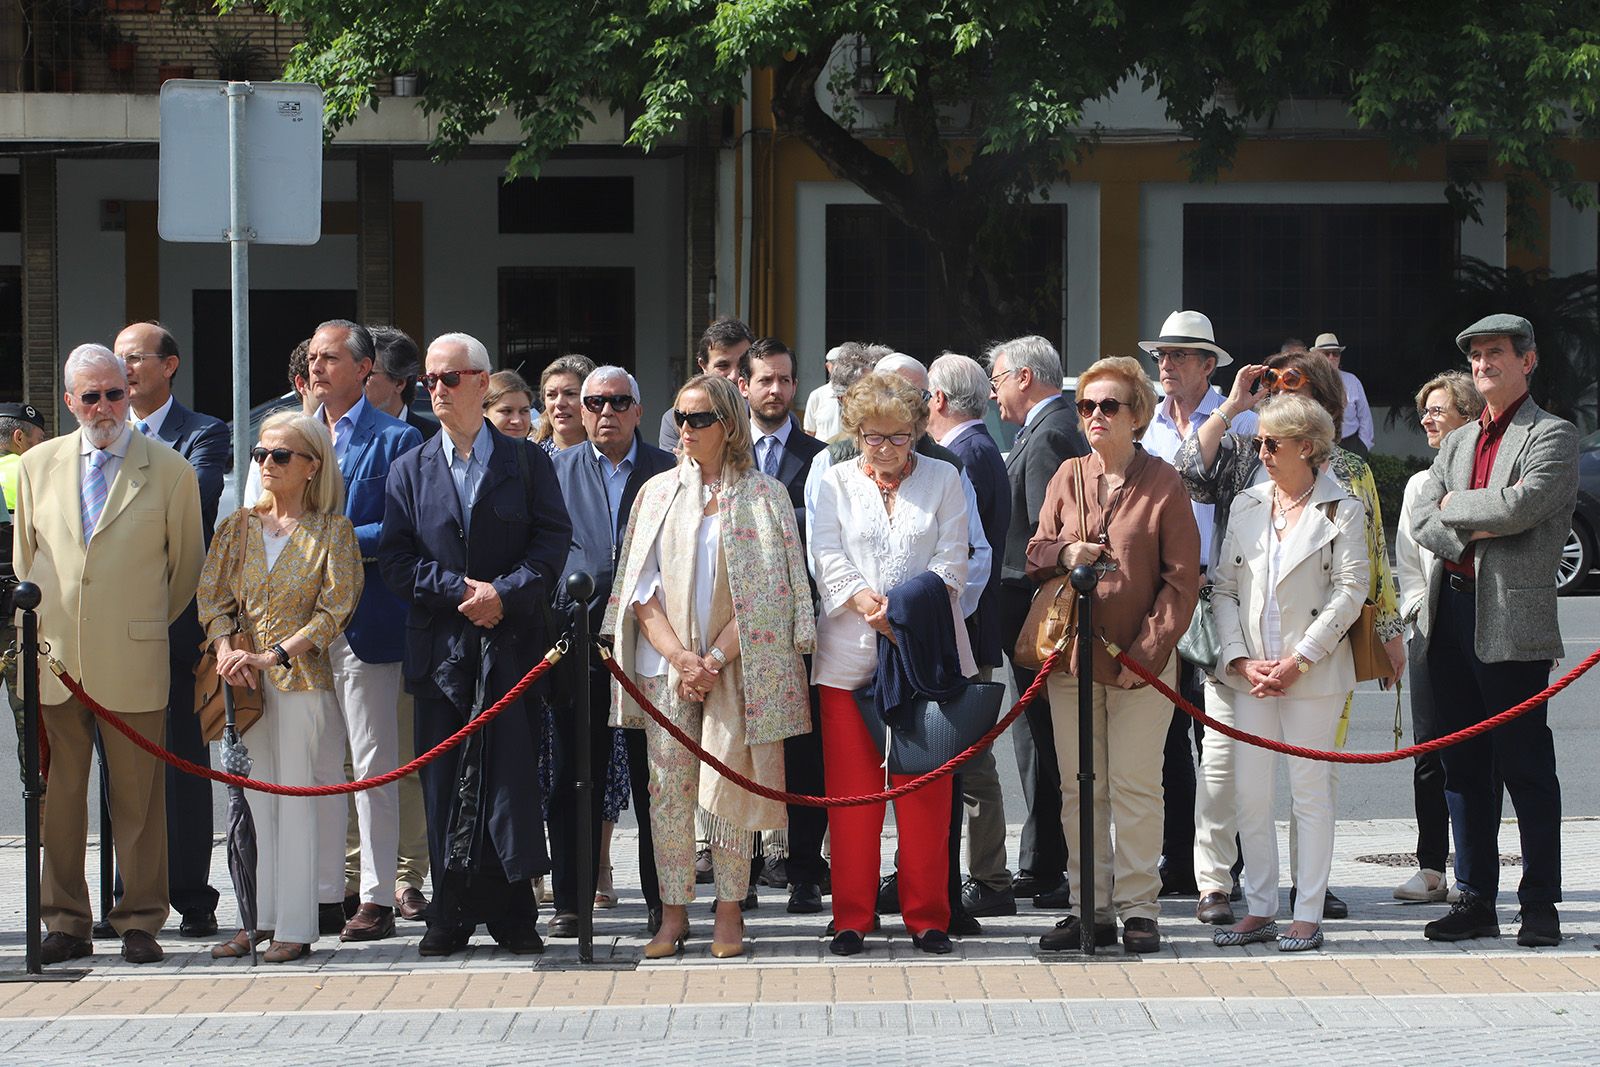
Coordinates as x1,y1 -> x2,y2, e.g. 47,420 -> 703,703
1407,629 -> 1452,873
624,727 -> 662,912
1428,583 -> 1562,905
1158,660 -> 1205,878
1000,583 -> 1066,884
783,685 -> 828,887
545,667 -> 613,915
165,653 -> 218,918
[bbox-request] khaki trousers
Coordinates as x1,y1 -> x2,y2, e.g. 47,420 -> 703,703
41,696 -> 168,939
1047,661 -> 1175,924
346,689 -> 430,895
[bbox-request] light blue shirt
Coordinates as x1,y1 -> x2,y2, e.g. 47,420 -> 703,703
1141,386 -> 1257,570
442,420 -> 495,537
594,438 -> 638,543
326,395 -> 369,461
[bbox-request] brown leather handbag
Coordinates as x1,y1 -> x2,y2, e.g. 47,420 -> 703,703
1014,458 -> 1088,670
1348,600 -> 1394,684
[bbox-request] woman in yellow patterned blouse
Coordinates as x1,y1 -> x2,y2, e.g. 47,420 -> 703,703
197,412 -> 363,963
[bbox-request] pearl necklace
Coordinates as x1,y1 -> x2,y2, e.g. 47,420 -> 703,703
1272,482 -> 1316,531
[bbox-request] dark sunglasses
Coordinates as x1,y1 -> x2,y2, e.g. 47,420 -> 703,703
418,368 -> 489,391
1258,436 -> 1287,455
74,388 -> 127,406
1076,397 -> 1127,418
582,394 -> 636,414
251,446 -> 315,466
1261,367 -> 1306,392
673,408 -> 721,430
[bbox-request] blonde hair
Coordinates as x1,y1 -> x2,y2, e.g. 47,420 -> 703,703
256,411 -> 344,514
532,355 -> 595,444
840,371 -> 929,442
1414,370 -> 1484,420
676,373 -> 753,475
1075,355 -> 1158,439
1258,392 -> 1337,468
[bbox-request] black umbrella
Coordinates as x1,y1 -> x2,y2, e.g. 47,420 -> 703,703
220,686 -> 260,964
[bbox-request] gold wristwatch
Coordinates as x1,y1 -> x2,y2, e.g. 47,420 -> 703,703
1292,652 -> 1311,674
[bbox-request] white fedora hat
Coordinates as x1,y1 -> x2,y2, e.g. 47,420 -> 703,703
1312,332 -> 1345,352
1138,310 -> 1232,367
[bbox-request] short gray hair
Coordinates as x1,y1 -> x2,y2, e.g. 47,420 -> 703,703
929,353 -> 991,419
430,332 -> 493,372
875,352 -> 928,389
64,343 -> 126,392
986,335 -> 1063,389
584,365 -> 641,403
829,341 -> 881,396
316,319 -> 376,367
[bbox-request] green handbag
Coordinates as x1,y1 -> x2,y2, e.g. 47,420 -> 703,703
1177,584 -> 1220,674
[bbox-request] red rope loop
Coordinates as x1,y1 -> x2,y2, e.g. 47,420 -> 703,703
48,653 -> 557,796
599,647 -> 1062,807
1110,644 -> 1600,764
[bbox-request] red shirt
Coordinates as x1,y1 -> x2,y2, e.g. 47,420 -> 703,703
1443,390 -> 1530,579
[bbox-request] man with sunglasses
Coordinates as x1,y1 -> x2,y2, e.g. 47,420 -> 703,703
550,366 -> 673,936
381,331 -> 572,956
1411,314 -> 1576,949
14,343 -> 204,965
657,318 -> 754,452
1137,310 -> 1255,915
114,320 -> 230,941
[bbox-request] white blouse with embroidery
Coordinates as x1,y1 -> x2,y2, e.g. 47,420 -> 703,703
808,455 -> 975,690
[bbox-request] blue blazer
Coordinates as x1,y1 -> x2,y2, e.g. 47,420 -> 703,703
155,399 -> 228,667
341,402 -> 423,663
379,424 -> 573,689
769,415 -> 827,552
552,433 -> 675,627
946,422 -> 1012,668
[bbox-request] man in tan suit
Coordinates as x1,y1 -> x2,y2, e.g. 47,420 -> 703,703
14,344 -> 204,965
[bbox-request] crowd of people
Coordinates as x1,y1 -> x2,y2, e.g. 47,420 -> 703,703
0,305 -> 1575,966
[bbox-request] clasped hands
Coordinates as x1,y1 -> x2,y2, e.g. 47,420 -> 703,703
1227,655 -> 1302,698
459,577 -> 503,627
850,589 -> 898,645
214,639 -> 271,690
673,649 -> 722,703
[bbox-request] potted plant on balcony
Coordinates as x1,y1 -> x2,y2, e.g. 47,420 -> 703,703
207,26 -> 266,82
99,22 -> 140,74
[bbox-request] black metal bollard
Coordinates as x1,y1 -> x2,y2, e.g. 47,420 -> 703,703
565,571 -> 596,965
1068,564 -> 1100,956
16,582 -> 43,975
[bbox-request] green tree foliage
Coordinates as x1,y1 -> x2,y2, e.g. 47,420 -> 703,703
259,0 -> 1600,351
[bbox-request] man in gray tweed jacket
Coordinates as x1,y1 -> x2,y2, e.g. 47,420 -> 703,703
1410,313 -> 1577,949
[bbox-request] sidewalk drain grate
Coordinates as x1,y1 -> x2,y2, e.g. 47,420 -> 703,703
1355,852 -> 1521,867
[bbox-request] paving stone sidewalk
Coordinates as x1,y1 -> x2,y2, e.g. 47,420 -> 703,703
0,817 -> 1596,1064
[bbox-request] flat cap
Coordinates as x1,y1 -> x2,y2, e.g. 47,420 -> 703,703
1456,314 -> 1535,354
0,401 -> 45,429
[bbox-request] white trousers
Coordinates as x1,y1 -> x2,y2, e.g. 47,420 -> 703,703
1229,689 -> 1343,924
315,635 -> 402,905
1192,676 -> 1238,894
255,686 -> 339,943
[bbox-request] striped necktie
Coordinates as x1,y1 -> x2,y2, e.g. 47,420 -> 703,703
81,449 -> 112,541
762,435 -> 781,477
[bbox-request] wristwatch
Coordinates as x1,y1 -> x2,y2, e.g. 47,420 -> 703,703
708,646 -> 728,667
270,643 -> 291,668
1292,651 -> 1311,674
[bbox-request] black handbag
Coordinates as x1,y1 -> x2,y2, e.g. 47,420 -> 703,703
852,680 -> 1008,776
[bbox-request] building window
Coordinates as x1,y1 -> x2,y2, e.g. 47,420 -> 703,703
499,176 -> 634,234
0,267 -> 18,401
191,289 -> 357,417
824,203 -> 1066,358
1183,203 -> 1457,404
499,267 -> 635,372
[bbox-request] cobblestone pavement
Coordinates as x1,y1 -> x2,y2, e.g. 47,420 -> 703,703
0,818 -> 1597,1064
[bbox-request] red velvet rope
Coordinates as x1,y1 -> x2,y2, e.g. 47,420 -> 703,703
49,654 -> 556,796
599,647 -> 1061,807
1111,644 -> 1600,763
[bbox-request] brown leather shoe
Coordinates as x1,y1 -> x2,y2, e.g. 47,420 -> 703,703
340,903 -> 396,941
395,887 -> 429,921
121,929 -> 165,964
40,931 -> 91,965
1197,891 -> 1236,926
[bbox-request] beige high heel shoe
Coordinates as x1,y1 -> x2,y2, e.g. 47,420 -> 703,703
595,864 -> 618,909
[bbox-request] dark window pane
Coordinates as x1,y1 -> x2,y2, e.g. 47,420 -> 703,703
499,267 -> 635,373
0,176 -> 18,233
0,267 -> 19,400
499,176 -> 634,234
191,289 -> 357,419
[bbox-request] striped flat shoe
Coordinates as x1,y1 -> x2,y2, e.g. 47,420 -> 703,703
1278,927 -> 1324,952
1213,921 -> 1279,947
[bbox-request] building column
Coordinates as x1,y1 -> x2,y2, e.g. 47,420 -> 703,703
683,112 -> 718,380
20,155 -> 58,431
356,147 -> 395,328
1097,181 -> 1141,373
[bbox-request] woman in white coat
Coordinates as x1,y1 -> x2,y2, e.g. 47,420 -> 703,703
1210,394 -> 1369,952
1393,372 -> 1483,902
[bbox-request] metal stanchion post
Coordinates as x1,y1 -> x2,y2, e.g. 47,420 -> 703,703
565,571 -> 596,965
1069,565 -> 1099,956
1,581 -> 85,982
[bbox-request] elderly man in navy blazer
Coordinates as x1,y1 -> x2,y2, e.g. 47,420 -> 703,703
551,365 -> 675,936
380,331 -> 572,956
117,320 -> 230,939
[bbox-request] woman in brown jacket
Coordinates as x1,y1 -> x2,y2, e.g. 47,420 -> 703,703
1026,355 -> 1201,954
197,412 -> 363,963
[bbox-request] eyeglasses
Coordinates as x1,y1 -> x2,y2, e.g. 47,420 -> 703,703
1419,406 -> 1451,421
988,368 -> 1016,388
673,409 -> 721,430
582,394 -> 637,414
1261,367 -> 1306,392
1149,349 -> 1197,364
251,446 -> 314,466
418,368 -> 488,391
861,431 -> 913,448
1076,397 -> 1127,418
119,352 -> 170,367
73,388 -> 127,406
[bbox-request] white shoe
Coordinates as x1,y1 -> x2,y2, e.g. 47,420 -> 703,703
1394,868 -> 1449,902
534,876 -> 553,905
1446,883 -> 1462,903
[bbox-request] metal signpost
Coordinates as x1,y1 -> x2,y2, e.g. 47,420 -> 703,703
158,79 -> 323,504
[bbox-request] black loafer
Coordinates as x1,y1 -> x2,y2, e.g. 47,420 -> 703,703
1288,887 -> 1349,919
787,882 -> 823,914
1011,871 -> 1043,897
758,857 -> 789,888
911,929 -> 953,955
1032,882 -> 1073,910
960,878 -> 1017,918
948,909 -> 983,937
546,912 -> 581,938
418,924 -> 472,957
179,911 -> 219,938
40,931 -> 91,965
829,929 -> 865,956
1039,915 -> 1117,952
825,916 -> 880,936
876,874 -> 901,914
494,925 -> 545,955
